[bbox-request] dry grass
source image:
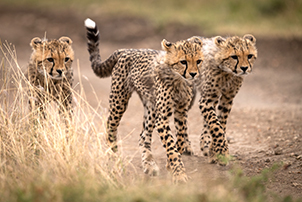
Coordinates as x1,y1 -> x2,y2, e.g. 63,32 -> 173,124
0,42 -> 135,201
1,42 -> 300,202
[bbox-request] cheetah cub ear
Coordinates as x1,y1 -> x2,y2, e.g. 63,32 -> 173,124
214,36 -> 226,47
161,39 -> 175,52
30,37 -> 42,50
187,36 -> 203,46
59,36 -> 73,45
243,34 -> 256,45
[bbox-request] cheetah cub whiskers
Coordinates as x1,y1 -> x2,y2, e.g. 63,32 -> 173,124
193,34 -> 257,164
85,18 -> 204,183
27,36 -> 74,127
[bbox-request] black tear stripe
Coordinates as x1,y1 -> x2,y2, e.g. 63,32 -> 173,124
49,53 -> 55,75
182,64 -> 188,78
49,62 -> 55,76
248,59 -> 252,70
233,57 -> 239,74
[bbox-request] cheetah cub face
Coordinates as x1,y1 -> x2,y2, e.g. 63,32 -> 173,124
162,37 -> 204,80
214,34 -> 257,76
30,36 -> 74,80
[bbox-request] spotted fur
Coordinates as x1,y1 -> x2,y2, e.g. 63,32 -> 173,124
27,36 -> 74,123
193,34 -> 257,164
85,18 -> 204,182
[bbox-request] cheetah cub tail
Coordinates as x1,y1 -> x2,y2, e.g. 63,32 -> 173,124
85,18 -> 96,29
85,18 -> 100,55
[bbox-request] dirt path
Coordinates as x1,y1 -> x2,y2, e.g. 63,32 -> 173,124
1,6 -> 302,199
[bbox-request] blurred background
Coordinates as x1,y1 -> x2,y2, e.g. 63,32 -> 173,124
1,0 -> 302,38
1,0 -> 302,47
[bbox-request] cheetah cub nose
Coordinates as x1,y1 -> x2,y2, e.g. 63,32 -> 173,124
57,69 -> 63,75
189,72 -> 197,78
240,66 -> 248,72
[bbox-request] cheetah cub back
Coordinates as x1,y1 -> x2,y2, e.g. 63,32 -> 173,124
27,36 -> 74,122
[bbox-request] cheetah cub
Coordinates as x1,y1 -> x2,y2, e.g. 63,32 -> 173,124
27,36 -> 74,124
85,18 -> 204,183
194,35 -> 257,164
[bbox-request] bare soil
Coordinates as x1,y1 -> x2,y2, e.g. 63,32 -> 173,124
1,5 -> 302,199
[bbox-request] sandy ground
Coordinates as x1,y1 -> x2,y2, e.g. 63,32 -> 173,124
1,5 -> 302,199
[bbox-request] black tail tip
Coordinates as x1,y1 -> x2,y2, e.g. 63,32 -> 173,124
85,18 -> 99,42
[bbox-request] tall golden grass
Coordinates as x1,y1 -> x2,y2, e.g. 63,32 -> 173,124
0,42 -> 137,201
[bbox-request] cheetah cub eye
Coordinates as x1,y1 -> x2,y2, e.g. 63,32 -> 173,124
231,55 -> 238,60
47,58 -> 54,63
180,60 -> 187,65
247,54 -> 254,59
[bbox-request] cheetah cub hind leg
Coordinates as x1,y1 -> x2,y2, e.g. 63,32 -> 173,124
200,131 -> 211,156
140,139 -> 159,176
182,140 -> 194,155
142,153 -> 160,177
